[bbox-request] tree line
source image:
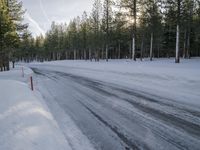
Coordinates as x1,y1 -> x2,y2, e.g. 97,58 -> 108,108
1,0 -> 200,70
0,0 -> 28,71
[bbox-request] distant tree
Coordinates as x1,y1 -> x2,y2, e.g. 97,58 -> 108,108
91,0 -> 102,61
68,19 -> 78,60
19,29 -> 31,62
140,0 -> 162,61
20,0 -> 200,62
102,0 -> 113,61
80,11 -> 89,60
112,11 -> 128,59
120,0 -> 138,61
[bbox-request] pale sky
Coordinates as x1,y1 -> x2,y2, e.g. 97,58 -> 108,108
22,0 -> 93,37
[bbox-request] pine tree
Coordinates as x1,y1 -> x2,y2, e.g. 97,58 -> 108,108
162,0 -> 177,58
18,0 -> 200,61
91,0 -> 102,61
182,0 -> 195,58
102,0 -> 113,61
141,0 -> 162,60
67,19 -> 78,60
7,0 -> 28,35
0,0 -> 17,71
80,11 -> 89,60
121,0 -> 137,60
112,11 -> 128,59
20,29 -> 31,62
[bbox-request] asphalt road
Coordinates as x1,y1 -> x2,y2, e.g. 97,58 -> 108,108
32,67 -> 200,150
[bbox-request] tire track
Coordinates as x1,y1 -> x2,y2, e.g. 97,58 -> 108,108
32,68 -> 200,150
53,71 -> 200,138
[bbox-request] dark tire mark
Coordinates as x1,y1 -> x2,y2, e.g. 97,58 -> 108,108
54,71 -> 200,138
77,100 -> 149,150
32,68 -> 200,150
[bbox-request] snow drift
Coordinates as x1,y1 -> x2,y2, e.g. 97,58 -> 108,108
0,67 -> 71,150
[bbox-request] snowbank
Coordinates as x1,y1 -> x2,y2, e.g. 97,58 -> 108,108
0,67 -> 71,150
0,65 -> 33,81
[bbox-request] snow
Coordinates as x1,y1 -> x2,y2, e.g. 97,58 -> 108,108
1,58 -> 199,150
30,58 -> 200,107
0,66 -> 72,150
26,58 -> 200,150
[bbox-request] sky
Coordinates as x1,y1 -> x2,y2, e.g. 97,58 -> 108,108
21,0 -> 93,37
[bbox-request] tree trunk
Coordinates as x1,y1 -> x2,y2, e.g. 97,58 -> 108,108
150,33 -> 153,61
12,61 -> 15,68
186,0 -> 193,59
74,50 -> 76,60
187,32 -> 190,58
101,48 -> 104,60
84,50 -> 86,60
97,50 -> 100,61
118,43 -> 121,59
57,53 -> 61,60
132,0 -> 137,61
52,52 -> 55,60
65,52 -> 68,60
157,43 -> 160,58
7,61 -> 9,71
132,34 -> 136,61
140,39 -> 144,61
176,0 -> 180,63
183,29 -> 187,58
0,56 -> 3,71
89,48 -> 92,61
175,25 -> 180,63
106,45 -> 108,62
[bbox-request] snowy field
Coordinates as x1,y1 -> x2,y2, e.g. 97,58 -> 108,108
27,58 -> 200,150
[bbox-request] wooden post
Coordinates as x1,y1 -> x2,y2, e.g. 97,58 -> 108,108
22,67 -> 24,77
30,76 -> 34,91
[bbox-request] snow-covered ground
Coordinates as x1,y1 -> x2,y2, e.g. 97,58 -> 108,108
27,58 -> 200,150
1,59 -> 200,150
0,66 -> 72,150
31,58 -> 200,107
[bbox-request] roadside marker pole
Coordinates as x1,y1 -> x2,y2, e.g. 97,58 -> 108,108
30,76 -> 34,91
22,67 -> 24,77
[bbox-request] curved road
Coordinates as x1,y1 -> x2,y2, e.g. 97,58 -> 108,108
31,67 -> 200,150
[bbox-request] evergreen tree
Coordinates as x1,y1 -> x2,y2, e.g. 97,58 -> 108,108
140,0 -> 162,60
91,0 -> 102,61
17,0 -> 200,62
102,0 -> 113,61
80,11 -> 89,60
112,11 -> 129,59
7,0 -> 28,34
0,0 -> 17,71
120,0 -> 138,60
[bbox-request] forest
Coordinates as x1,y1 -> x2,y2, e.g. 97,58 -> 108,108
1,0 -> 200,71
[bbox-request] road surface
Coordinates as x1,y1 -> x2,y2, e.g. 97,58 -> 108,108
31,66 -> 200,150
